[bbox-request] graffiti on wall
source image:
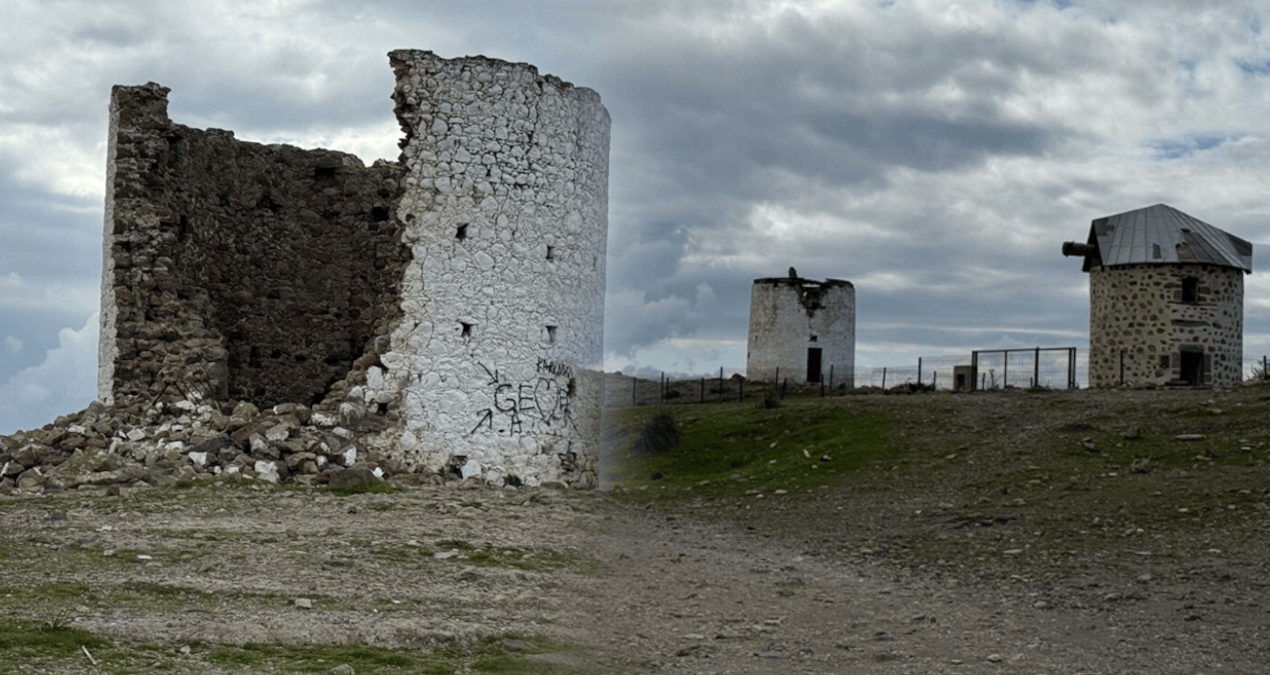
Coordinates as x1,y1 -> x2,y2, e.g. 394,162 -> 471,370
469,361 -> 574,436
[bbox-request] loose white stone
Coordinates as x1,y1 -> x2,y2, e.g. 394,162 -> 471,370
265,424 -> 290,443
249,435 -> 269,455
254,460 -> 280,483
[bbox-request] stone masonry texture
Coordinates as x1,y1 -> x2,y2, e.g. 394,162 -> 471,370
1088,263 -> 1244,388
93,50 -> 609,489
99,85 -> 408,410
746,276 -> 855,386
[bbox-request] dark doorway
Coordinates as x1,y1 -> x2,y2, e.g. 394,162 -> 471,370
807,348 -> 822,383
1180,349 -> 1204,385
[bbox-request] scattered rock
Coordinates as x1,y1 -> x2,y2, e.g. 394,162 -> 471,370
295,598 -> 313,609
327,465 -> 379,491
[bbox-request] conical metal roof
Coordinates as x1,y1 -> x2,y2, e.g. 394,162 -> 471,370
1080,204 -> 1252,273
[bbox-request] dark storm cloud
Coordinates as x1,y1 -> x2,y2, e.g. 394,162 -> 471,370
5,0 -> 1270,428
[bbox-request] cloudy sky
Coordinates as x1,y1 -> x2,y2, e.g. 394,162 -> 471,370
4,0 -> 1270,432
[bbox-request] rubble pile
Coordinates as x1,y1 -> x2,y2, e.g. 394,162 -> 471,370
0,396 -> 419,496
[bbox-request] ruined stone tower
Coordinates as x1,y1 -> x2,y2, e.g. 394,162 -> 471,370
98,50 -> 609,487
1062,204 -> 1251,388
745,273 -> 855,386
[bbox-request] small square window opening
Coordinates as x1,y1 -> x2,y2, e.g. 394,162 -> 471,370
1182,277 -> 1198,303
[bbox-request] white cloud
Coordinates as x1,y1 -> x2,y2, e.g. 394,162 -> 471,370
0,271 -> 99,315
4,336 -> 21,354
0,313 -> 98,435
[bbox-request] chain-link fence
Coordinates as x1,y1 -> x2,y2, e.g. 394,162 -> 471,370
603,369 -> 799,408
603,347 -> 1093,408
854,355 -> 965,390
602,350 -> 1270,407
970,348 -> 1082,390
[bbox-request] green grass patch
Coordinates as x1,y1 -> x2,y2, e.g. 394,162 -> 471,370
205,635 -> 582,674
607,399 -> 899,501
330,481 -> 399,496
0,618 -> 581,674
0,616 -> 111,659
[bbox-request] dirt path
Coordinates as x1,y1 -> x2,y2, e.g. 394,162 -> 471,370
0,469 -> 1264,673
572,503 -> 1259,674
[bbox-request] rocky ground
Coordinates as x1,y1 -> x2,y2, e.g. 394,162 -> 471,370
2,385 -> 1269,673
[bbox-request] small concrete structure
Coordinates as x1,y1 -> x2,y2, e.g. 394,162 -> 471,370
953,365 -> 977,391
1063,204 -> 1251,388
746,270 -> 855,386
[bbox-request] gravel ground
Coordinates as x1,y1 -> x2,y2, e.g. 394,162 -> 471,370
2,386 -> 1268,673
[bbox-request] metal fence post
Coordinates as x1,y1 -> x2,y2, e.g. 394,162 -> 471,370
918,357 -> 922,387
719,367 -> 724,403
700,376 -> 705,404
971,350 -> 979,391
882,367 -> 887,390
1033,346 -> 1040,389
632,375 -> 637,406
829,365 -> 834,393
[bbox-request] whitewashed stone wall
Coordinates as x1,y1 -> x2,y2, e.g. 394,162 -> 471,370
746,277 -> 855,386
1089,263 -> 1244,388
357,51 -> 609,487
98,96 -> 122,405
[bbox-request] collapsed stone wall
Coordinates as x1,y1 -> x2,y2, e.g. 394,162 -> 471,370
100,84 -> 408,411
746,276 -> 855,385
1088,263 -> 1244,387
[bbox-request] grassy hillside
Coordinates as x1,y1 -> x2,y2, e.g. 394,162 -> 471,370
604,385 -> 1270,589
